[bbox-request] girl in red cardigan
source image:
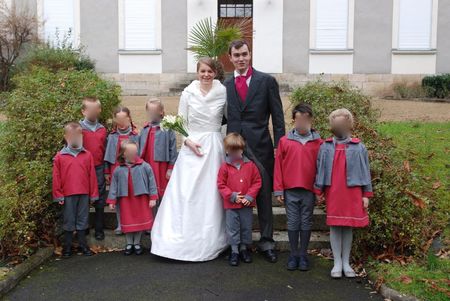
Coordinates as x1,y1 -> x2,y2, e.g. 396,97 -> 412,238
314,109 -> 373,279
107,140 -> 158,255
104,106 -> 139,235
217,133 -> 262,266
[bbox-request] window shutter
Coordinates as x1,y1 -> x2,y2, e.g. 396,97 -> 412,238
43,0 -> 74,46
316,0 -> 348,49
398,0 -> 432,50
124,0 -> 156,50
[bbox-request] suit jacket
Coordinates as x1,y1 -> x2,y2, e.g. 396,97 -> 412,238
224,68 -> 285,176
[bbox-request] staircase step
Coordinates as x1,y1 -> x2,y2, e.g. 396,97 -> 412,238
89,206 -> 328,232
86,230 -> 330,252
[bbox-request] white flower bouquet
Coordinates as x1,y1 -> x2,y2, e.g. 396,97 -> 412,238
161,115 -> 189,137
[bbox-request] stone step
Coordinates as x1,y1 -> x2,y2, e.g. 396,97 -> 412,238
89,206 -> 328,232
86,230 -> 330,252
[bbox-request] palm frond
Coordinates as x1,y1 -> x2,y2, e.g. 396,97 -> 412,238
187,17 -> 252,60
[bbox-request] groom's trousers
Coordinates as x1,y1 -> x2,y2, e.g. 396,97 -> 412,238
244,145 -> 275,251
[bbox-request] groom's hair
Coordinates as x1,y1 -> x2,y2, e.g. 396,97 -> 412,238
224,132 -> 246,152
228,40 -> 251,55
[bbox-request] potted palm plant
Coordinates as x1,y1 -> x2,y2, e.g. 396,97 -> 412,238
187,17 -> 251,82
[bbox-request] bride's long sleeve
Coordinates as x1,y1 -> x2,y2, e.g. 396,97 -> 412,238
178,92 -> 189,143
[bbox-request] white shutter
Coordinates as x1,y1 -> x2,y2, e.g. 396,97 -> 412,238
316,0 -> 348,49
124,0 -> 156,50
43,0 -> 74,46
398,0 -> 432,50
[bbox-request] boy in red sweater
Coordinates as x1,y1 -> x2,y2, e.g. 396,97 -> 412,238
273,103 -> 322,271
218,133 -> 262,266
53,122 -> 99,258
79,97 -> 108,240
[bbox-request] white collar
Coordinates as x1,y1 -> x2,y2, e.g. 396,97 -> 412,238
234,67 -> 250,78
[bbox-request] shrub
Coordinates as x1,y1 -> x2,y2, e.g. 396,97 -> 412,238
0,66 -> 120,260
421,74 -> 450,99
290,80 -> 440,260
14,42 -> 95,75
392,81 -> 426,99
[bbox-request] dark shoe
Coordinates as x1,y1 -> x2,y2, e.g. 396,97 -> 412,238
287,255 -> 299,271
299,255 -> 310,271
85,228 -> 90,236
124,244 -> 134,256
95,231 -> 105,241
229,252 -> 239,266
240,250 -> 252,263
263,249 -> 278,263
134,245 -> 143,255
62,247 -> 72,258
79,246 -> 92,256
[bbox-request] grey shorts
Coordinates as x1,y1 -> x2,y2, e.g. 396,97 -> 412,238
284,188 -> 315,231
94,164 -> 106,208
63,194 -> 90,231
225,207 -> 253,246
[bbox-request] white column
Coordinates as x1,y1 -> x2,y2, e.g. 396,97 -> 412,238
187,0 -> 218,73
252,0 -> 284,73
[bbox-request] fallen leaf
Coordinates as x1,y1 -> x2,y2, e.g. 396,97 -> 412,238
403,160 -> 411,172
399,275 -> 412,284
432,181 -> 441,189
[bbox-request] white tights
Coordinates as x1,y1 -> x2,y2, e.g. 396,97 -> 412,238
330,226 -> 354,273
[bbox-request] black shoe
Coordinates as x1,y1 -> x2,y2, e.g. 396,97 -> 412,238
95,231 -> 105,241
262,249 -> 278,263
62,247 -> 72,258
134,245 -> 143,255
124,244 -> 134,256
299,255 -> 310,271
287,255 -> 299,271
85,228 -> 90,236
229,252 -> 239,266
240,250 -> 252,263
79,246 -> 92,256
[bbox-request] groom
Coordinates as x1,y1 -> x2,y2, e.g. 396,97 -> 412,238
224,40 -> 285,263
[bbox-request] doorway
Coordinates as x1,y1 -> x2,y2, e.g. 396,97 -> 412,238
218,0 -> 253,72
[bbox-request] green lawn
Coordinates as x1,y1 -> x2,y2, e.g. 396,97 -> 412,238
373,121 -> 450,301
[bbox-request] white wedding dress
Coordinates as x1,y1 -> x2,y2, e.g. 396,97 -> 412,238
151,79 -> 228,261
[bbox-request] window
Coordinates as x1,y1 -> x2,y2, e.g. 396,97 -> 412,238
398,0 -> 432,50
219,0 -> 252,18
123,0 -> 156,50
315,0 -> 349,50
43,0 -> 75,46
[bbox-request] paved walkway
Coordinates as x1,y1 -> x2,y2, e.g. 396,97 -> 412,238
5,252 -> 382,301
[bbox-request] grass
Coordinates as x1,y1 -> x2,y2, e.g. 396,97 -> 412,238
377,121 -> 449,218
373,121 -> 450,301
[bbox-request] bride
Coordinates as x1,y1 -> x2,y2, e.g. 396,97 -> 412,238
151,57 -> 228,261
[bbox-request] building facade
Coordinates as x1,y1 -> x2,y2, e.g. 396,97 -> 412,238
12,0 -> 450,96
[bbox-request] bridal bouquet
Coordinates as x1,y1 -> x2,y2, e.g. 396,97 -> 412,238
161,115 -> 189,137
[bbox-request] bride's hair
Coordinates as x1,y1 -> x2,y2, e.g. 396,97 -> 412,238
196,57 -> 217,73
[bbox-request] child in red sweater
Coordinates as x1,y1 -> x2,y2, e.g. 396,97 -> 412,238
217,133 -> 262,267
104,106 -> 139,235
79,96 -> 108,241
273,103 -> 322,271
314,108 -> 373,278
138,98 -> 177,199
107,140 -> 158,255
53,122 -> 98,258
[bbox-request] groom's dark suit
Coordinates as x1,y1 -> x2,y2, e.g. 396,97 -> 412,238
224,68 -> 285,251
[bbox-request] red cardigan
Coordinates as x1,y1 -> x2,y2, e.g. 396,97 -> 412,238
273,131 -> 323,195
52,148 -> 99,202
217,157 -> 262,209
81,127 -> 107,167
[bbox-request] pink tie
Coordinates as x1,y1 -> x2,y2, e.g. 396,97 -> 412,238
235,67 -> 253,102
